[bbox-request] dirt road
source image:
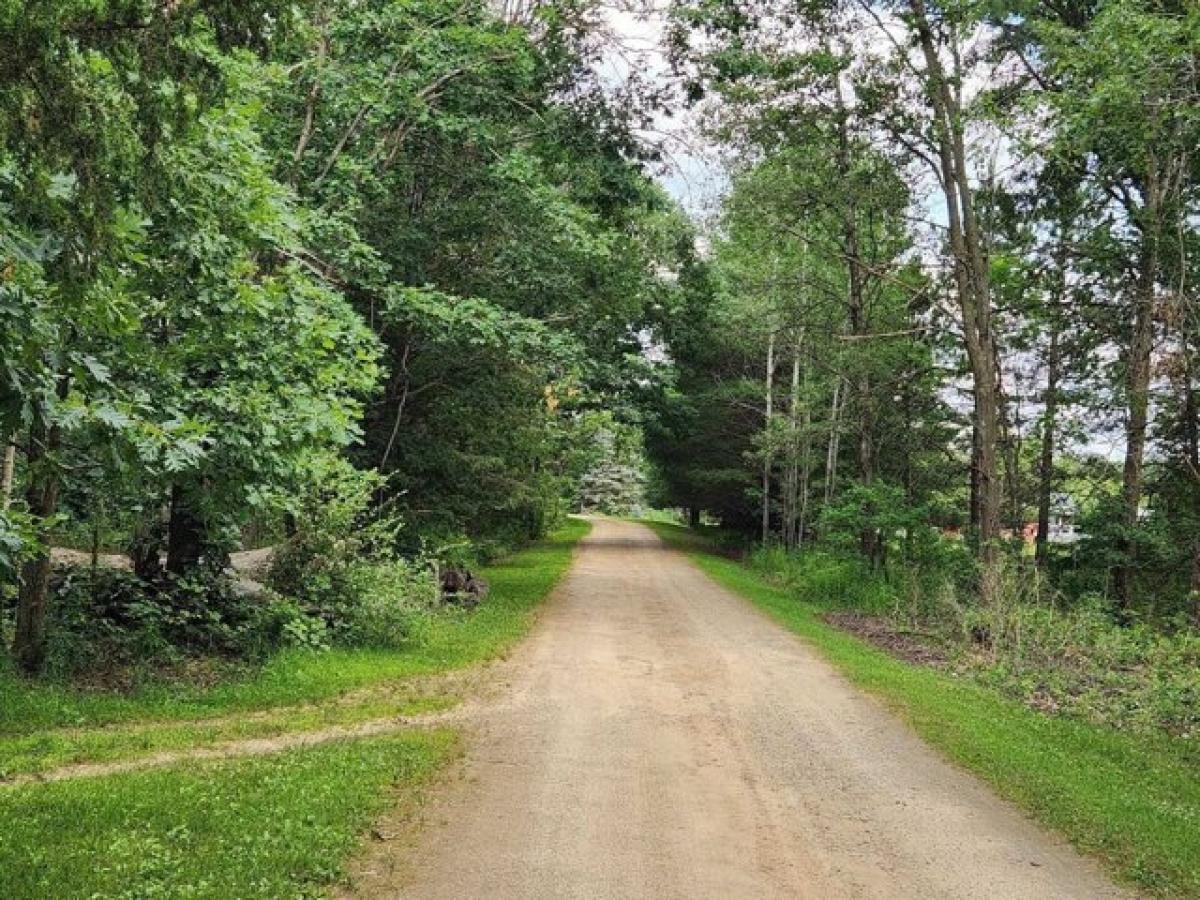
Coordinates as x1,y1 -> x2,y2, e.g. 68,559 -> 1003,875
349,518 -> 1128,899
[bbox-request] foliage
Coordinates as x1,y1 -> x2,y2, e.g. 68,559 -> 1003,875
1,0 -> 674,673
37,567 -> 286,682
334,560 -> 441,649
0,519 -> 589,736
567,411 -> 648,515
660,0 -> 1200,623
748,536 -> 1200,740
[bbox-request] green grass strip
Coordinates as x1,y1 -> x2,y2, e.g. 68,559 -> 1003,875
0,731 -> 456,899
0,692 -> 451,779
0,518 -> 589,736
647,521 -> 1200,898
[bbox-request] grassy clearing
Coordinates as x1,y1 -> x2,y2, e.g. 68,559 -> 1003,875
0,518 -> 589,737
647,520 -> 1200,898
0,731 -> 456,900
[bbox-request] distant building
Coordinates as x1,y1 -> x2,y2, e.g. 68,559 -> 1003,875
946,492 -> 1083,545
1046,493 -> 1080,544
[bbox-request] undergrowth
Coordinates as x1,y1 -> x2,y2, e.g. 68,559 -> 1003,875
0,518 -> 588,736
747,544 -> 1200,739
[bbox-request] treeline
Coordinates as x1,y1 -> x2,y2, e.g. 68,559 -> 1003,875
0,1 -> 684,674
653,0 -> 1200,624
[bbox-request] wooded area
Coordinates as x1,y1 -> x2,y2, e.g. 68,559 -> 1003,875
637,0 -> 1200,749
1,2 -> 1199,897
1,0 -> 678,678
1,0 -> 1197,738
654,0 -> 1200,626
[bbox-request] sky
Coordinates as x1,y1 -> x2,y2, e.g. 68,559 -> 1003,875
599,2 -> 725,218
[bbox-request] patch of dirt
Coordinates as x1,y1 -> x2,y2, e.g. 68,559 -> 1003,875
824,610 -> 953,669
69,656 -> 250,695
27,667 -> 484,744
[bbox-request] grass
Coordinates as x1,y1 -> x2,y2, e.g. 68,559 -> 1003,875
0,517 -> 589,737
0,731 -> 456,899
647,520 -> 1200,898
0,520 -> 588,898
0,691 -> 451,779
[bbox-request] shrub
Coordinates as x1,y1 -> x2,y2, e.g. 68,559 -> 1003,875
37,566 -> 305,681
964,593 -> 1200,737
337,560 -> 440,649
268,456 -> 400,602
754,543 -> 1200,738
749,546 -> 894,613
268,455 -> 440,648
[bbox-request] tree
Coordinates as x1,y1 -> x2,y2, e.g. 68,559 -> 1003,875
1029,0 -> 1200,611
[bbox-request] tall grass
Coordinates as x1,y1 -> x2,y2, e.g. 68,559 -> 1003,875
740,537 -> 1200,740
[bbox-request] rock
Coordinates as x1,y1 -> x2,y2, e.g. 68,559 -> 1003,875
440,567 -> 489,607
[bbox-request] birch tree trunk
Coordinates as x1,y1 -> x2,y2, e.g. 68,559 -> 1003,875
824,378 -> 843,505
1,442 -> 14,510
785,332 -> 803,549
1035,326 -> 1061,568
762,331 -> 775,545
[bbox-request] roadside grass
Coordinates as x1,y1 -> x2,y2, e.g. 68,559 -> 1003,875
647,520 -> 1200,899
0,692 -> 451,779
0,517 -> 588,756
0,731 -> 456,899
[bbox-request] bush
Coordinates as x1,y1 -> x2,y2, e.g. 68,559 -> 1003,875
337,560 -> 440,649
749,546 -> 895,613
963,592 -> 1200,737
754,542 -> 1200,738
268,456 -> 399,601
37,566 -> 303,681
268,455 -> 440,648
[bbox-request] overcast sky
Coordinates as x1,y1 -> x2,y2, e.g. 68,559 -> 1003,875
600,3 -> 725,218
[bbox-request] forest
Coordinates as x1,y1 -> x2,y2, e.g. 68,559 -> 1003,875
1,0 -> 1198,897
649,0 -> 1200,739
1,0 -> 681,680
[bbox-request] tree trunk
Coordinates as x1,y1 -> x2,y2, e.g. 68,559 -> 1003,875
824,378 -> 843,505
969,414 -> 981,534
785,332 -> 803,549
832,60 -> 878,565
1,442 -> 15,510
1113,226 -> 1159,613
1191,540 -> 1200,630
12,377 -> 69,674
1002,364 -> 1023,536
166,484 -> 206,576
848,263 -> 877,563
798,397 -> 813,546
130,502 -> 167,582
688,506 -> 701,529
762,331 -> 775,545
910,0 -> 1002,603
1179,266 -> 1197,625
1035,327 -> 1061,568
